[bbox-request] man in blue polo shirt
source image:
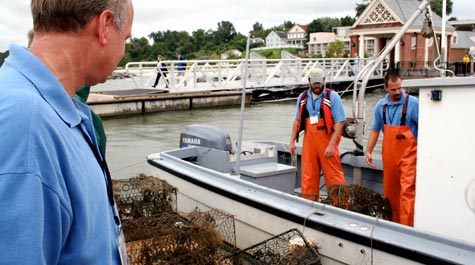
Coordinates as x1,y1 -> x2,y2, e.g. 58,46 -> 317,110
366,72 -> 419,227
0,0 -> 134,264
289,68 -> 347,201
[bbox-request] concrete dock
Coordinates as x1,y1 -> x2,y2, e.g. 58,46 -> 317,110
88,89 -> 252,117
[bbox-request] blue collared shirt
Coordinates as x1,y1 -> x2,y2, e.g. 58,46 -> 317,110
295,88 -> 346,123
0,44 -> 120,264
372,91 -> 419,139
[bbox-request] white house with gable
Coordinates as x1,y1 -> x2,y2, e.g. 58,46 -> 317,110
265,31 -> 287,48
287,24 -> 308,48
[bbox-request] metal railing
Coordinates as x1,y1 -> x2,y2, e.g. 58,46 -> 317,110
125,57 -> 382,92
388,61 -> 475,78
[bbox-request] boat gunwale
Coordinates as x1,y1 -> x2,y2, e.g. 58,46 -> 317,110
147,146 -> 475,264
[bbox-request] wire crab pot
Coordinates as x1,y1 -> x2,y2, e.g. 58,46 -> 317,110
113,173 -> 178,219
220,228 -> 320,265
112,174 -> 237,264
325,184 -> 392,220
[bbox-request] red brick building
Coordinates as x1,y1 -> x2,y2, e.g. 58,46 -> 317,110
349,0 -> 455,73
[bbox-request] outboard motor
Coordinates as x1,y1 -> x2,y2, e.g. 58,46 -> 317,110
179,124 -> 232,152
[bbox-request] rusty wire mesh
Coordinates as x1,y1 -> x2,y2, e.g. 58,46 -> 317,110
325,184 -> 392,220
112,174 -> 237,264
124,210 -> 226,264
220,228 -> 320,265
113,173 -> 177,219
187,208 -> 237,249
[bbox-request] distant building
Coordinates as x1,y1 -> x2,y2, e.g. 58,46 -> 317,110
307,27 -> 352,56
334,26 -> 352,53
221,49 -> 242,60
286,24 -> 308,48
449,19 -> 475,32
308,32 -> 336,56
199,55 -> 212,60
350,0 -> 455,69
250,37 -> 265,46
265,31 -> 287,48
451,31 -> 475,60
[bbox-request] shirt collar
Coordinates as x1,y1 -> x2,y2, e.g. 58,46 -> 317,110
7,44 -> 82,127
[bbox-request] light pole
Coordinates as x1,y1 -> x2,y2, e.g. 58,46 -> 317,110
440,0 -> 447,76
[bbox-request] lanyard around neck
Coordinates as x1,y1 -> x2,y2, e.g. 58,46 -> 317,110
383,95 -> 409,126
79,126 -> 120,226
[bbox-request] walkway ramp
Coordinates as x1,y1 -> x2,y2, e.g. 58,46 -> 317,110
124,57 -> 386,93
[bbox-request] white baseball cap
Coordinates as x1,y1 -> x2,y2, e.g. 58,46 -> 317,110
308,68 -> 325,83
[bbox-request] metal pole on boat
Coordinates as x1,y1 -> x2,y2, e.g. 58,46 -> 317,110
440,0 -> 447,77
352,0 -> 430,185
233,34 -> 251,175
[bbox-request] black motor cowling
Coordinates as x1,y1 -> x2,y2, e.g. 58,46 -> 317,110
179,124 -> 232,152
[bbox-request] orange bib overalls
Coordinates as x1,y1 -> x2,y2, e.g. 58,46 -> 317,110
382,96 -> 417,226
301,118 -> 345,201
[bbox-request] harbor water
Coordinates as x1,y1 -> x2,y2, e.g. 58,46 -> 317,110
103,92 -> 384,179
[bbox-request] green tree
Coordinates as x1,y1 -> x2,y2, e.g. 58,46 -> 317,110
283,21 -> 295,31
192,29 -> 207,51
126,37 -> 152,61
250,22 -> 269,39
340,16 -> 356,27
175,31 -> 193,55
308,19 -> 324,33
320,17 -> 341,32
307,17 -> 341,34
148,31 -> 165,43
266,21 -> 295,32
123,17 -> 358,66
429,0 -> 453,17
214,21 -> 237,44
325,40 -> 346,58
355,0 -> 370,17
229,33 -> 247,52
271,21 -> 295,32
252,22 -> 264,32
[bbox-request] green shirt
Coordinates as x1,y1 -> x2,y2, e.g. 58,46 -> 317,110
74,86 -> 107,155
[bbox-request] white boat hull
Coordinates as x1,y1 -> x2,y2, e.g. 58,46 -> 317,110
148,144 -> 474,264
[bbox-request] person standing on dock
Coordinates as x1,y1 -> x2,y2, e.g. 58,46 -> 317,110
366,72 -> 419,227
176,52 -> 186,76
352,52 -> 361,75
0,0 -> 134,264
152,55 -> 168,88
463,53 -> 470,76
289,68 -> 346,201
176,52 -> 186,86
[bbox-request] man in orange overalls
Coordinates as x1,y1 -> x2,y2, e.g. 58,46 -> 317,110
290,68 -> 346,201
366,72 -> 419,226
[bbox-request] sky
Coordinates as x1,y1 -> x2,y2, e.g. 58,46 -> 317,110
0,0 -> 473,52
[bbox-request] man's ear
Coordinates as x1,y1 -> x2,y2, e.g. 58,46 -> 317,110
97,10 -> 115,45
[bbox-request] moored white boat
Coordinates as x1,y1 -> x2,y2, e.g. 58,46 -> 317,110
147,1 -> 475,263
147,104 -> 475,264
